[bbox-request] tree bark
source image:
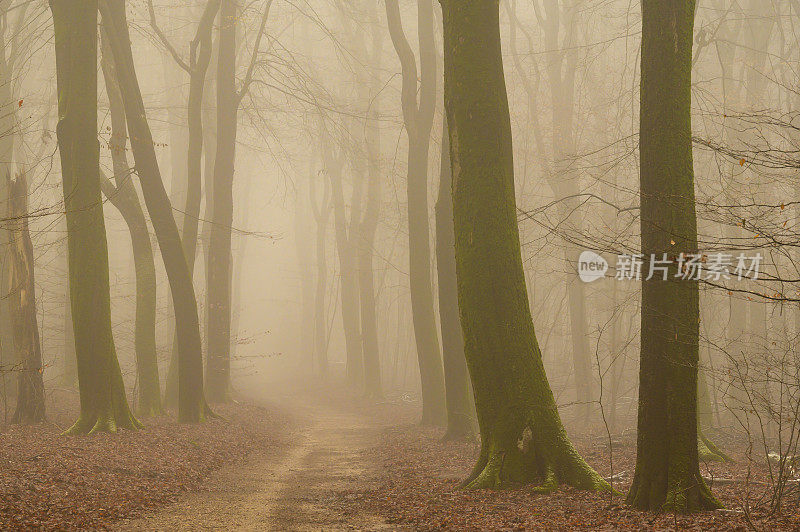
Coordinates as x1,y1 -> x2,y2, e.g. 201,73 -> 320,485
50,0 -> 140,434
626,0 -> 721,512
441,0 -> 607,492
100,0 -> 209,423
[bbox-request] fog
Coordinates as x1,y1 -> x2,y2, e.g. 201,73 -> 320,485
1,0 -> 799,528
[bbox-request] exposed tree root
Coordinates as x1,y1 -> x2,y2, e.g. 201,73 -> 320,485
63,408 -> 142,436
698,429 -> 733,463
627,471 -> 723,513
460,424 -> 614,494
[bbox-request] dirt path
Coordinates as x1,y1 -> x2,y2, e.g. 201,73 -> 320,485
114,396 -> 394,531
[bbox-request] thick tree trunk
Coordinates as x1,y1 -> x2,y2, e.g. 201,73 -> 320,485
7,172 -> 45,423
436,118 -> 474,441
51,0 -> 140,435
100,0 -> 209,423
626,0 -> 720,513
385,0 -> 446,426
205,0 -> 237,402
441,0 -> 607,492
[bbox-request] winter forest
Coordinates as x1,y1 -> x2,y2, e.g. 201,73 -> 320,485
1,0 -> 799,529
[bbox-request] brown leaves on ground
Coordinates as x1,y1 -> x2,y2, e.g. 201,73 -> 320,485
0,389 -> 288,530
345,402 -> 800,531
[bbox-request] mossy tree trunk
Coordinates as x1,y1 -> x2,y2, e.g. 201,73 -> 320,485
7,171 -> 45,424
626,0 -> 721,513
50,0 -> 140,435
385,0 -> 446,426
98,28 -> 162,417
100,0 -> 209,423
440,0 -> 608,492
436,117 -> 474,441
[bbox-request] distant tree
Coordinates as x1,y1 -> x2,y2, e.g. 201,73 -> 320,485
440,0 -> 608,491
50,0 -> 140,434
100,0 -> 210,423
147,0 -> 220,409
351,0 -> 384,399
385,0 -> 446,426
626,0 -> 721,512
206,0 -> 273,402
309,160 -> 332,378
98,27 -> 161,417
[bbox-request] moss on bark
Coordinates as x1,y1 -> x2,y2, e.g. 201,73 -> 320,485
441,0 -> 608,492
626,0 -> 721,513
51,0 -> 140,435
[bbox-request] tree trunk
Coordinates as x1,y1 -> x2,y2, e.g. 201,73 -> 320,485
310,172 -> 331,377
385,0 -> 446,426
357,2 -> 384,399
295,169 -> 315,370
100,0 -> 209,423
98,28 -> 162,417
182,1 -> 220,276
539,0 -> 593,424
205,0 -> 237,402
325,147 -> 364,388
441,0 -> 607,492
626,0 -> 721,512
51,0 -> 140,434
7,171 -> 45,423
358,161 -> 382,399
436,117 -> 474,441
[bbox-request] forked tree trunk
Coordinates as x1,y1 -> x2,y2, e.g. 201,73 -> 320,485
325,146 -> 364,387
100,0 -> 209,423
50,0 -> 140,434
436,118 -> 474,441
99,27 -> 162,417
385,0 -> 446,426
441,0 -> 608,492
7,171 -> 45,424
626,0 -> 721,513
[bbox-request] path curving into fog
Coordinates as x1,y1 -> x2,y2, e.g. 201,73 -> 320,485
113,393 -> 393,531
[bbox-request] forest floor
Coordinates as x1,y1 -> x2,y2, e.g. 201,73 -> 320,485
0,387 -> 291,530
2,384 -> 799,530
